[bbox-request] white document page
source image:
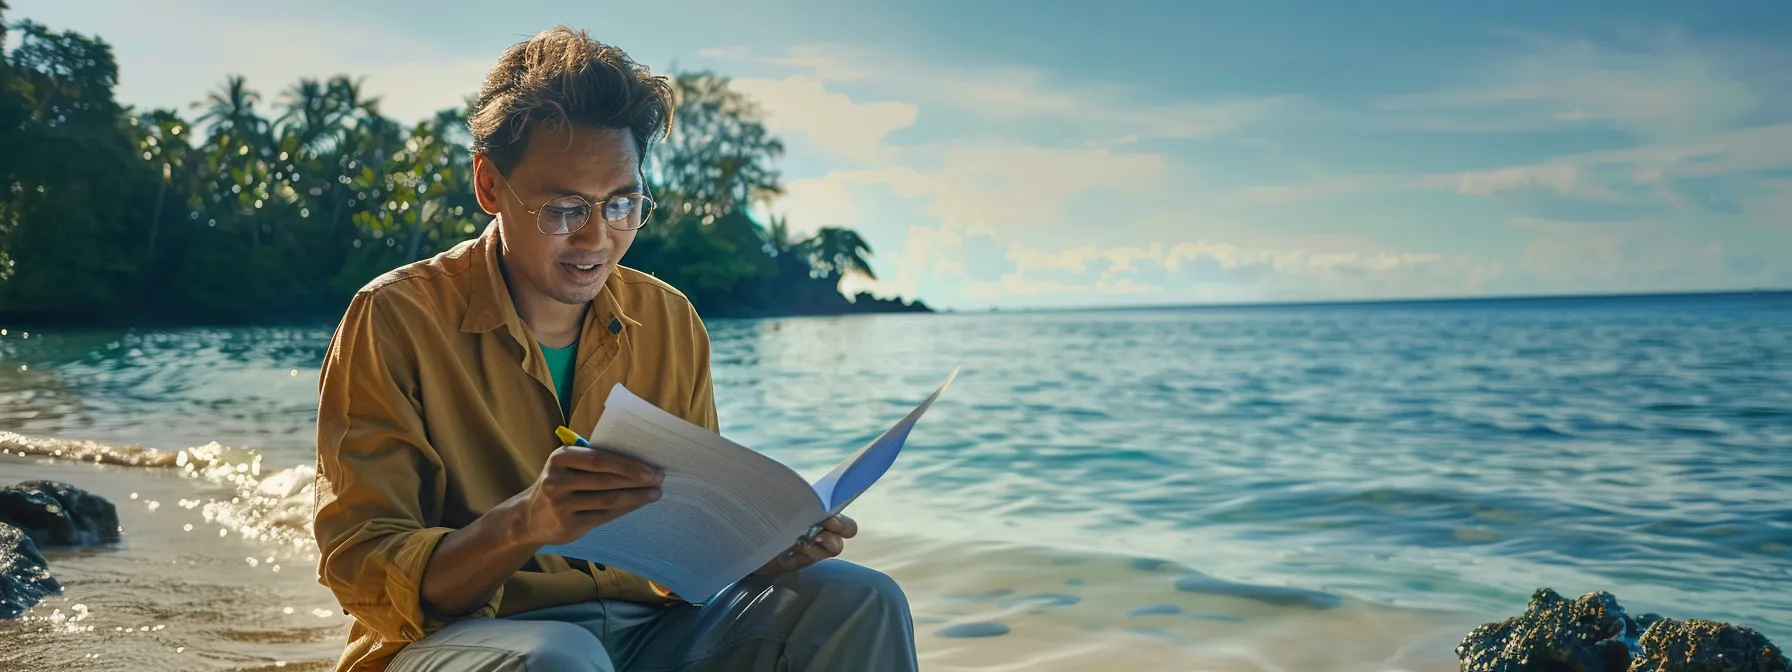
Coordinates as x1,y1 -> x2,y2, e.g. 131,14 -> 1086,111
537,384 -> 827,603
810,367 -> 959,513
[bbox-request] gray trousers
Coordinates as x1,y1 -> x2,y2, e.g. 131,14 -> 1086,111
388,559 -> 918,672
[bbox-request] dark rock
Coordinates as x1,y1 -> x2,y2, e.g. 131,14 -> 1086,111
1455,588 -> 1786,672
0,480 -> 121,548
1173,572 -> 1342,610
1,522 -> 62,619
1634,614 -> 1666,638
1628,618 -> 1788,672
1456,588 -> 1633,672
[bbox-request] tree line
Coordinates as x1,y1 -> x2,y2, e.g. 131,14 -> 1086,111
0,5 -> 928,326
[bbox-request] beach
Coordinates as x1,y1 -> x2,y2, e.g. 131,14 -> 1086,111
0,451 -> 1478,671
3,293 -> 1789,670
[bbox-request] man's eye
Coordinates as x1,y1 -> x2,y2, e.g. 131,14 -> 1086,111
603,198 -> 636,221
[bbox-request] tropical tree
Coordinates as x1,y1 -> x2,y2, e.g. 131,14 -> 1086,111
0,10 -> 924,324
799,227 -> 877,284
0,18 -> 151,316
193,75 -> 267,146
646,70 -> 785,222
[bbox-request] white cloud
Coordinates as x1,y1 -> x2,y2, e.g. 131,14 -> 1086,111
843,219 -> 970,301
1231,123 -> 1792,207
772,144 -> 1171,241
1381,31 -> 1760,139
697,45 -> 871,82
1096,278 -> 1164,294
1229,177 -> 1395,205
1445,123 -> 1792,201
966,274 -> 1088,299
880,224 -> 1487,303
725,75 -> 918,165
1504,217 -> 1760,290
703,43 -> 1295,142
1513,218 -> 1634,281
1748,179 -> 1792,233
1452,164 -> 1617,200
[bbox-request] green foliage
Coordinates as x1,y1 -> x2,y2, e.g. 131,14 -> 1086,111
0,14 -> 925,325
646,71 -> 786,221
0,20 -> 152,316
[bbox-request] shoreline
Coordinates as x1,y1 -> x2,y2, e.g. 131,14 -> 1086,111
0,296 -> 934,332
1,447 -> 1485,671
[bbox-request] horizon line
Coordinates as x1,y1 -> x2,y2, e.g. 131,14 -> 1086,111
929,287 -> 1792,315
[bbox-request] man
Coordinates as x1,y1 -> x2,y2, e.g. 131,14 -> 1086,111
311,26 -> 918,672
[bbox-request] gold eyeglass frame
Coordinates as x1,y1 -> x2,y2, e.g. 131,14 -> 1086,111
495,173 -> 655,236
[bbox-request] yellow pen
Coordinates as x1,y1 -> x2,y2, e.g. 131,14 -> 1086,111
555,426 -> 591,448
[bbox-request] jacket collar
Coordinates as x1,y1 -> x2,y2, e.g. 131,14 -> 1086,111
460,218 -> 643,343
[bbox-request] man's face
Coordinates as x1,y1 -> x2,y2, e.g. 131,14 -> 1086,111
474,124 -> 643,307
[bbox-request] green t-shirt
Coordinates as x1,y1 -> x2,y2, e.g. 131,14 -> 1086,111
539,340 -> 578,419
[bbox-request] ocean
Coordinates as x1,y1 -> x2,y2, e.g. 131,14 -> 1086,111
1,291 -> 1789,670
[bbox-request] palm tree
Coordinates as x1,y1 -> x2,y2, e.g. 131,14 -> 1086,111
192,75 -> 265,146
133,109 -> 195,254
276,77 -> 341,155
800,227 -> 876,283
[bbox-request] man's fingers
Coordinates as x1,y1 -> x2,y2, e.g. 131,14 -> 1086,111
549,468 -> 654,493
813,531 -> 845,556
553,446 -> 663,483
771,550 -> 811,574
823,514 -> 857,538
564,486 -> 661,513
798,542 -> 832,564
792,535 -> 835,563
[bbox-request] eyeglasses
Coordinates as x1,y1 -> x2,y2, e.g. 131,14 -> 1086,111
496,173 -> 654,235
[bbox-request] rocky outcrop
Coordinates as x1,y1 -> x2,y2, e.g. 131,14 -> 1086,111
0,522 -> 62,619
1457,588 -> 1787,672
1629,618 -> 1788,672
0,480 -> 121,548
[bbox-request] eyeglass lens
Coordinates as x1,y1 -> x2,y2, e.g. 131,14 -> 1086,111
537,195 -> 650,235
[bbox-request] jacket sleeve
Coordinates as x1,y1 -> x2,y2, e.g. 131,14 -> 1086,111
311,289 -> 502,643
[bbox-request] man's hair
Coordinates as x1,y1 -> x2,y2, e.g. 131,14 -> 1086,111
469,26 -> 674,177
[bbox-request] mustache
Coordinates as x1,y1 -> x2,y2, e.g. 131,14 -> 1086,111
557,250 -> 612,266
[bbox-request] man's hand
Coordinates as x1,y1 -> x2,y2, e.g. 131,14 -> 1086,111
754,514 -> 857,577
420,446 -> 661,619
514,444 -> 664,547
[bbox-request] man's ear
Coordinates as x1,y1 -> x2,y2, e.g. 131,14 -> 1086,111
471,154 -> 502,216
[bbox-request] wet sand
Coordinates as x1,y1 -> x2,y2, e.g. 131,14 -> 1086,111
1,452 -> 1485,671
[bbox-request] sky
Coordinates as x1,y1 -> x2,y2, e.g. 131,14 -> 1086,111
11,0 -> 1792,310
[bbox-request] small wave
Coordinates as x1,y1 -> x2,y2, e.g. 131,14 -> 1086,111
1462,421 -> 1574,440
1729,407 -> 1792,420
0,431 -> 317,548
0,432 -> 183,468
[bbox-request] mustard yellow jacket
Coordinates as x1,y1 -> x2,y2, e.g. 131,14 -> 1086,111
312,222 -> 714,671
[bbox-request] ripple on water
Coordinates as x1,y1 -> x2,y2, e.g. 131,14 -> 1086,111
934,622 -> 1011,638
1173,573 -> 1343,610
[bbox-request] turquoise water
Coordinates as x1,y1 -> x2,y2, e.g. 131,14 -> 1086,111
2,292 -> 1789,644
